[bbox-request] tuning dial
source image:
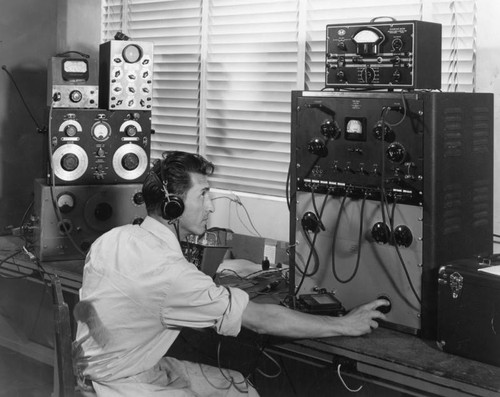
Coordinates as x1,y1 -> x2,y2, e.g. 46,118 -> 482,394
361,67 -> 375,83
386,142 -> 407,163
320,119 -> 341,140
307,138 -> 328,157
394,225 -> 413,247
392,38 -> 403,52
125,125 -> 138,137
64,124 -> 78,137
61,153 -> 79,172
121,153 -> 140,171
371,222 -> 391,244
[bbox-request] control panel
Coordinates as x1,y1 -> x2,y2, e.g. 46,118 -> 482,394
49,109 -> 152,184
293,90 -> 424,205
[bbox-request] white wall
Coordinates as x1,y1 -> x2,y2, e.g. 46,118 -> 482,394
210,1 -> 500,251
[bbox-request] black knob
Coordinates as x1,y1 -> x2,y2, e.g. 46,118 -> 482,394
307,138 -> 328,157
133,192 -> 145,206
301,211 -> 322,233
386,142 -> 406,163
58,219 -> 73,235
371,222 -> 391,244
69,90 -> 83,103
64,124 -> 78,137
122,153 -> 140,171
61,153 -> 79,172
373,121 -> 395,142
377,295 -> 392,314
361,67 -> 375,83
320,119 -> 341,140
394,225 -> 413,247
392,38 -> 403,52
125,125 -> 138,137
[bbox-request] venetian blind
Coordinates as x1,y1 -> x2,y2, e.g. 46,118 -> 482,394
102,0 -> 478,197
102,0 -> 203,160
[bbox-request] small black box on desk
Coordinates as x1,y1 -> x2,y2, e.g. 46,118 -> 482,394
437,259 -> 500,367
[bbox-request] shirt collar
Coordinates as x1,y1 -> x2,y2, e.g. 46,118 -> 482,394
140,216 -> 183,253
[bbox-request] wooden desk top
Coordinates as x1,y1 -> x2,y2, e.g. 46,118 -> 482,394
270,327 -> 500,397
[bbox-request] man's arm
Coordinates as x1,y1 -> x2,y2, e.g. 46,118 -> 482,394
241,299 -> 389,338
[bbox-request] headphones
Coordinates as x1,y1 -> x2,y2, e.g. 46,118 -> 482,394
150,170 -> 185,221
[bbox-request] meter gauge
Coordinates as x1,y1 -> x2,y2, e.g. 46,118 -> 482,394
91,121 -> 112,142
62,58 -> 89,82
345,117 -> 367,141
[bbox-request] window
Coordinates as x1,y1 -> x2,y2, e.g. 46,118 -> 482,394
102,0 -> 477,197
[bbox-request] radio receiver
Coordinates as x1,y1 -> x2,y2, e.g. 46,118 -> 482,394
325,20 -> 441,89
49,109 -> 152,185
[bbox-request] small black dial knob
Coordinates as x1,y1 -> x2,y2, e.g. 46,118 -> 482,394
373,121 -> 395,142
371,222 -> 391,244
320,119 -> 341,140
386,142 -> 407,163
133,192 -> 145,206
301,211 -> 321,233
307,138 -> 328,157
394,225 -> 413,247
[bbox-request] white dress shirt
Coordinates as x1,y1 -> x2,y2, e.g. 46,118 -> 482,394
73,216 -> 249,383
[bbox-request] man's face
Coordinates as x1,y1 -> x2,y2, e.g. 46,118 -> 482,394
178,172 -> 214,239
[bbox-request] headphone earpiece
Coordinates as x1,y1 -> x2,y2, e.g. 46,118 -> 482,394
161,193 -> 184,221
150,170 -> 185,221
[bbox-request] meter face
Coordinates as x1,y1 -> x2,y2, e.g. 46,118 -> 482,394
62,59 -> 89,81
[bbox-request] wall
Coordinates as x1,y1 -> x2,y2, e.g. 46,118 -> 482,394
0,0 -> 58,234
0,1 -> 499,250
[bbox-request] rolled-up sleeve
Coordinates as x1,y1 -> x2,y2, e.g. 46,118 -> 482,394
160,263 -> 249,337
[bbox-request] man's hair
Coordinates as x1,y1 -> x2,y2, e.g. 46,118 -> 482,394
142,151 -> 214,215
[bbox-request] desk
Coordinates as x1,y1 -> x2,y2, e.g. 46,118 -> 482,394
267,330 -> 500,397
1,236 -> 499,396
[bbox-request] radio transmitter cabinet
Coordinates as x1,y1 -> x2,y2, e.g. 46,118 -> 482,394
289,90 -> 494,339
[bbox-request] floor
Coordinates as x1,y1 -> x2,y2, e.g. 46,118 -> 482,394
0,344 -> 53,397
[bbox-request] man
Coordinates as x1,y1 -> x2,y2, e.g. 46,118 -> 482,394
73,151 -> 388,396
